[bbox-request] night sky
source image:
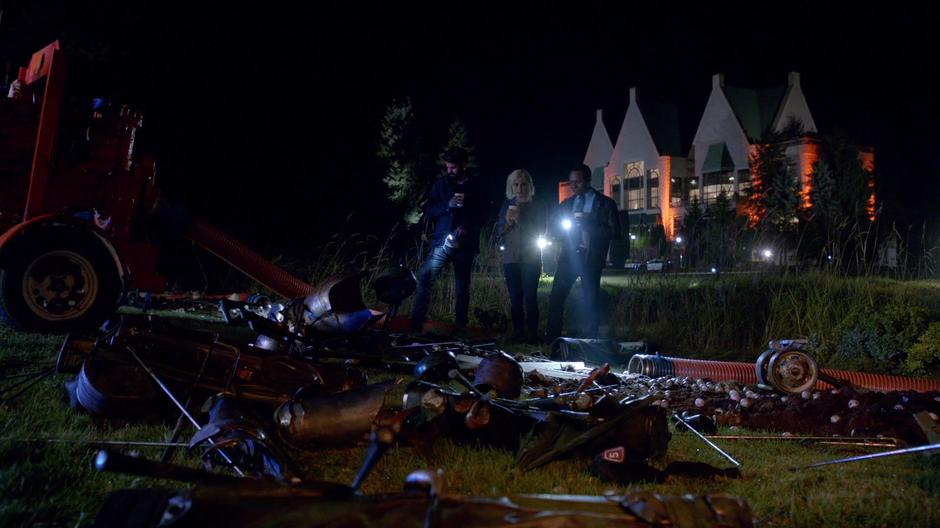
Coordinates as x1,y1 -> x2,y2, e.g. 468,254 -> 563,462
2,1 -> 938,255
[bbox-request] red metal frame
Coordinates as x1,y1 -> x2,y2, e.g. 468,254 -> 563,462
0,41 -> 314,305
23,42 -> 65,220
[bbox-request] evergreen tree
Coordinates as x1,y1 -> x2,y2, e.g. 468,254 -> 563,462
442,117 -> 477,169
809,159 -> 839,225
802,134 -> 876,269
744,121 -> 803,234
679,197 -> 705,267
377,98 -> 424,224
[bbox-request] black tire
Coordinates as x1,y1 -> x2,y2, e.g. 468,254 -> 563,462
0,227 -> 122,332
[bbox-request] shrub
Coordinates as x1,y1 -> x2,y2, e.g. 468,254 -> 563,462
828,301 -> 928,373
905,322 -> 940,378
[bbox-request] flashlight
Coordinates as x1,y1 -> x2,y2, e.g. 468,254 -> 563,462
561,218 -> 573,231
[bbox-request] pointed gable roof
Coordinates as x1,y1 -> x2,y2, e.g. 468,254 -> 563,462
772,72 -> 818,133
723,83 -> 786,142
583,109 -> 614,170
722,71 -> 817,142
637,96 -> 682,156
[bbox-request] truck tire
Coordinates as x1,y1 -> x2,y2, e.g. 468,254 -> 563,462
0,228 -> 122,332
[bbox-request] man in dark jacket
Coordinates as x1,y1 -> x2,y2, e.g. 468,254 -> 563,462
546,164 -> 621,340
410,147 -> 488,333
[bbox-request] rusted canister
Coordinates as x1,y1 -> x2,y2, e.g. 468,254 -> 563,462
274,384 -> 391,447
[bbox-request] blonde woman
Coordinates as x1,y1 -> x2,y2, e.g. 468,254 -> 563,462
495,170 -> 546,343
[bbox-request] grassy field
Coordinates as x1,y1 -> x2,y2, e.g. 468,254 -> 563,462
2,275 -> 940,526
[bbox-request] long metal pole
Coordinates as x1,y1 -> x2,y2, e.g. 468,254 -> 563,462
705,435 -> 898,448
673,413 -> 741,467
793,443 -> 940,470
1,438 -> 189,448
128,347 -> 201,429
127,347 -> 244,477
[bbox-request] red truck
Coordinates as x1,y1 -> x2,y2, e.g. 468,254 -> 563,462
0,41 -> 315,332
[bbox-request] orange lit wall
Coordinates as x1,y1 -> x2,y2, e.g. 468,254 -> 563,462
798,141 -> 820,210
659,156 -> 676,239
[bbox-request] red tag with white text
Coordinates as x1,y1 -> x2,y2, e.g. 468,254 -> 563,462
602,446 -> 625,463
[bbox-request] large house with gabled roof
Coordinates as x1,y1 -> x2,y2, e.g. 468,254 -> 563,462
603,87 -> 690,239
580,71 -> 874,240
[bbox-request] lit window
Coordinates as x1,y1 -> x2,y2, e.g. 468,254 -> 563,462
703,171 -> 734,204
624,161 -> 645,210
648,170 -> 660,209
669,177 -> 683,208
737,169 -> 751,192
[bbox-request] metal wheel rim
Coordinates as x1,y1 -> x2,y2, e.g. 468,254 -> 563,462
768,350 -> 818,394
21,250 -> 98,321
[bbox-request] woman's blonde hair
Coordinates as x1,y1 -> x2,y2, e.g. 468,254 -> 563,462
505,169 -> 535,201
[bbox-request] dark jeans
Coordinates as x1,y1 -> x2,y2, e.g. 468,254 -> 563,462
503,262 -> 540,337
546,251 -> 603,340
411,245 -> 475,330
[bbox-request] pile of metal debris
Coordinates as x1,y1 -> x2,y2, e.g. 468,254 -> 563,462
11,271 -> 939,525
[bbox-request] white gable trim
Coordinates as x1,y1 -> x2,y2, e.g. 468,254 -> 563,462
583,109 -> 614,169
691,74 -> 751,176
772,72 -> 818,133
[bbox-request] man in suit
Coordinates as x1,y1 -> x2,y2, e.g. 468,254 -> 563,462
546,164 -> 621,340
